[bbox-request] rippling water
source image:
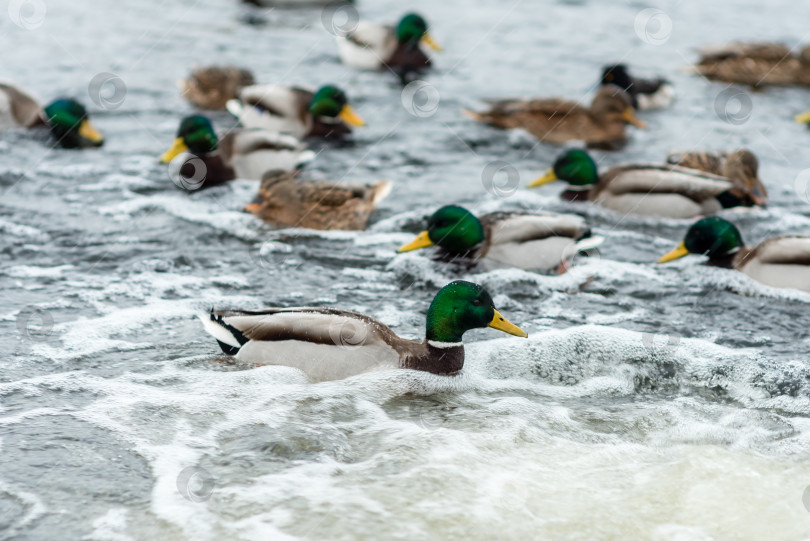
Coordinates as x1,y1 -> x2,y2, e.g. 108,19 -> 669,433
3,0 -> 810,539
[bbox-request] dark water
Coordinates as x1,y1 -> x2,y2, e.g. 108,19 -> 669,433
2,0 -> 810,539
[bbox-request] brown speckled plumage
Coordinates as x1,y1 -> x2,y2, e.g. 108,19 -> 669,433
246,170 -> 391,230
181,66 -> 255,110
466,85 -> 639,149
694,43 -> 810,87
666,149 -> 767,206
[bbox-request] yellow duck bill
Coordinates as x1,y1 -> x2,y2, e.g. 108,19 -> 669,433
622,107 -> 646,128
397,230 -> 434,253
338,105 -> 365,127
79,119 -> 104,144
160,137 -> 188,163
421,33 -> 442,52
795,109 -> 810,123
658,242 -> 690,263
488,310 -> 528,338
529,169 -> 558,188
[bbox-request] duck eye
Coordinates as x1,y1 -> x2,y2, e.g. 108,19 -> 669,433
472,299 -> 481,306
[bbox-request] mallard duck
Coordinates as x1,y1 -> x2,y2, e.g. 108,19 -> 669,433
0,83 -> 103,148
200,280 -> 527,381
398,205 -> 603,272
692,43 -> 810,87
530,149 -> 765,218
658,217 -> 810,292
464,85 -> 645,149
600,64 -> 674,110
226,84 -> 364,139
180,66 -> 255,110
159,115 -> 314,189
245,170 -> 391,230
336,13 -> 441,83
665,149 -> 767,206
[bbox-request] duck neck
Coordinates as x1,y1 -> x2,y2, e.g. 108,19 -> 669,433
561,186 -> 592,202
402,340 -> 465,375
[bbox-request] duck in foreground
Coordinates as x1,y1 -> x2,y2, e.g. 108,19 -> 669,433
464,85 -> 645,150
600,64 -> 674,110
245,170 -> 391,230
160,115 -> 314,189
201,280 -> 528,381
180,65 -> 255,110
658,217 -> 810,292
0,83 -> 104,148
530,149 -> 766,218
398,205 -> 603,272
226,84 -> 364,139
336,13 -> 441,83
691,43 -> 810,87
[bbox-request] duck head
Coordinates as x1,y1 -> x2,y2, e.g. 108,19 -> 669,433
658,217 -> 745,263
426,280 -> 527,343
42,98 -> 104,149
398,205 -> 485,254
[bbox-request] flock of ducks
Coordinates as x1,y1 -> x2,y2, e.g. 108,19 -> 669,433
4,8 -> 810,382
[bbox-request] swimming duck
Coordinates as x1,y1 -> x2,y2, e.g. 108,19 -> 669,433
336,13 -> 441,83
398,205 -> 603,272
245,169 -> 391,230
180,65 -> 255,110
692,43 -> 810,87
530,149 -> 764,218
600,64 -> 674,110
658,217 -> 810,292
201,280 -> 527,381
665,149 -> 767,206
0,83 -> 103,148
226,84 -> 364,139
464,85 -> 645,150
160,115 -> 314,189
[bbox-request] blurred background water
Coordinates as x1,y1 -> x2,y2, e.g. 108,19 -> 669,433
2,0 -> 810,539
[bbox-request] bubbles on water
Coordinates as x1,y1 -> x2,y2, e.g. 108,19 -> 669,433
176,466 -> 215,503
634,8 -> 672,45
401,80 -> 441,118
